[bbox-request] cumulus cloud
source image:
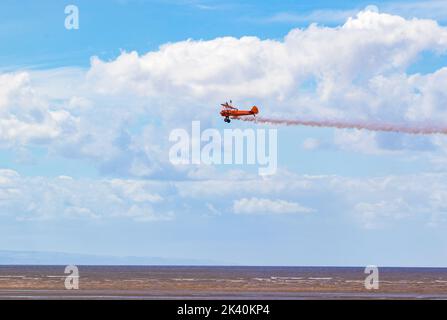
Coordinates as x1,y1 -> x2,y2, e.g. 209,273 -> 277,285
233,197 -> 315,215
85,10 -> 447,107
0,170 -> 172,222
0,72 -> 77,146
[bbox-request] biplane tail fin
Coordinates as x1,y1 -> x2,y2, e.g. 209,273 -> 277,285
251,106 -> 259,115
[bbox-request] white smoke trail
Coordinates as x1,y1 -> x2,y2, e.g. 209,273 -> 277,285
240,117 -> 447,135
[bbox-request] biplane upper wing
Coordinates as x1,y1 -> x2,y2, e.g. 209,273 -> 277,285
221,103 -> 238,110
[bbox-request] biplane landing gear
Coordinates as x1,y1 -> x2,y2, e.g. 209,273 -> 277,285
224,117 -> 231,123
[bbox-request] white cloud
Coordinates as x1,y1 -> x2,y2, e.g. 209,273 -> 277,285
265,9 -> 359,24
385,1 -> 447,21
86,10 -> 447,107
0,72 -> 78,146
205,202 -> 221,216
333,130 -> 384,155
0,170 -> 171,222
264,2 -> 447,25
233,197 -> 315,215
109,179 -> 164,203
354,198 -> 412,229
302,138 -> 321,150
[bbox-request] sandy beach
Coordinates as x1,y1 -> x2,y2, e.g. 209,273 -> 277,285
1,266 -> 447,299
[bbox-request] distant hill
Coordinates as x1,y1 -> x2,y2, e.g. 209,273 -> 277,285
0,250 -> 223,266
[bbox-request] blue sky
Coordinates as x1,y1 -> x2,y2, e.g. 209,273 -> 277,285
2,0 -> 447,266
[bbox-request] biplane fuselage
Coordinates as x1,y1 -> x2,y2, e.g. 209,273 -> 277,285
220,102 -> 259,123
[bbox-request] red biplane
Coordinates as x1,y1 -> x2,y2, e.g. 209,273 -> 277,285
220,100 -> 259,123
